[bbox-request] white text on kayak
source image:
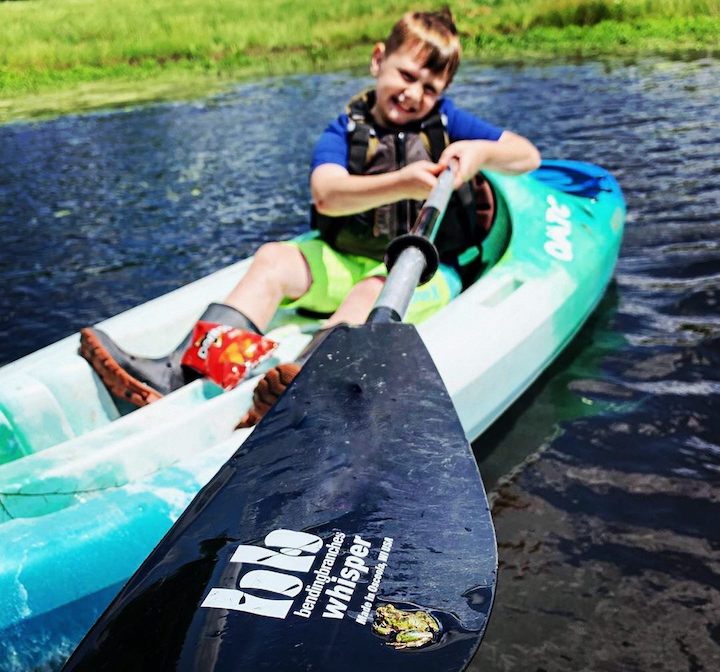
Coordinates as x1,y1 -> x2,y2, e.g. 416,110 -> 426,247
544,194 -> 573,262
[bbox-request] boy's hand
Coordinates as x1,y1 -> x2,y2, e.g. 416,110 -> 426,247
397,160 -> 446,200
439,133 -> 542,185
438,141 -> 489,189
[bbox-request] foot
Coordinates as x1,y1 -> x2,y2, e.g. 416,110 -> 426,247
79,328 -> 190,406
236,362 -> 301,428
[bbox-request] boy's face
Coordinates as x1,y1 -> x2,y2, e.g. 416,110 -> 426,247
370,43 -> 450,128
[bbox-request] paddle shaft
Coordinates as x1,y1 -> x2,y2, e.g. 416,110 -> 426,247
370,164 -> 456,324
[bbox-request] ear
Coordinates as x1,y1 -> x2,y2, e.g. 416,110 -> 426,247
369,42 -> 385,77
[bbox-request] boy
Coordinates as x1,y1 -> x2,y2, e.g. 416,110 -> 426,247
80,8 -> 541,425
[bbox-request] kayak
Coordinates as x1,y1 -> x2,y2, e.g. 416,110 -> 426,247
0,160 -> 625,670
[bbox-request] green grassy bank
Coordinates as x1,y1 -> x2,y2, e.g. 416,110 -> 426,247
1,0 -> 718,123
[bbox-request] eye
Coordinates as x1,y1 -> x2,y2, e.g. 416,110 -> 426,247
399,69 -> 416,83
423,84 -> 438,96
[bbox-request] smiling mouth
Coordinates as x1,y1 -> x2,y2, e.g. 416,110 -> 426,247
393,95 -> 417,114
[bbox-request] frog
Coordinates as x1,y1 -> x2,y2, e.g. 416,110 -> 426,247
372,604 -> 440,649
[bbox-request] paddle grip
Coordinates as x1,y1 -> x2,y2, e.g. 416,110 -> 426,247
384,233 -> 439,284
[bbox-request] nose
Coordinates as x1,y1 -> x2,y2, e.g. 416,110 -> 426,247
403,81 -> 423,104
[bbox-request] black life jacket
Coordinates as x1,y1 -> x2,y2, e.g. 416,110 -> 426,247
312,90 -> 494,283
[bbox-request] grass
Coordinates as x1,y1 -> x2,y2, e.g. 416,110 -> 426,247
1,0 -> 718,123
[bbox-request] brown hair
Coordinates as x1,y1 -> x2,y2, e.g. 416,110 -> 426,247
384,7 -> 461,85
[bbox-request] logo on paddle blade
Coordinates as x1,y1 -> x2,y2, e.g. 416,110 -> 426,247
200,528 -> 395,624
200,529 -> 323,619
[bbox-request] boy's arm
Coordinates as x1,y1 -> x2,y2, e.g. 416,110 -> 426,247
312,129 -> 541,215
311,103 -> 540,215
439,132 -> 542,187
311,161 -> 445,217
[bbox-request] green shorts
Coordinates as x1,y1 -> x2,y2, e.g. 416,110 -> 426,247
279,238 -> 461,324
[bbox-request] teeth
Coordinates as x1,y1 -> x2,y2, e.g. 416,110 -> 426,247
391,96 -> 414,114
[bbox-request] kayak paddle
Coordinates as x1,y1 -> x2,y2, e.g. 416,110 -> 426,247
62,166 -> 497,671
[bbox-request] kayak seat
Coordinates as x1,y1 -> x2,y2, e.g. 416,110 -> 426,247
458,175 -> 512,286
473,173 -> 496,238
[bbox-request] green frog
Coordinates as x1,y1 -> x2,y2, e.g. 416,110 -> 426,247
372,604 -> 440,649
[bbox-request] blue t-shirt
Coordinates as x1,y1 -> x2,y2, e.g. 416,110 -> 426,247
311,96 -> 503,171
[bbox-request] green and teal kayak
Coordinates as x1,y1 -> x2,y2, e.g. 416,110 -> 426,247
0,160 -> 625,669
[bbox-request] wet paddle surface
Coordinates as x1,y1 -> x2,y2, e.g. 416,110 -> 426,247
1,59 -> 719,670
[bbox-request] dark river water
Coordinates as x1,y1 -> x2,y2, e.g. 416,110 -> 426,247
1,59 -> 719,671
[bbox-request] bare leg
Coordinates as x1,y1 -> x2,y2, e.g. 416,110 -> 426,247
223,242 -> 311,332
237,275 -> 386,428
324,276 -> 385,327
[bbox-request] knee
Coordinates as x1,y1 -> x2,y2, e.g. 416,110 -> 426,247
248,242 -> 309,297
250,242 -> 301,281
352,276 -> 385,301
252,242 -> 290,270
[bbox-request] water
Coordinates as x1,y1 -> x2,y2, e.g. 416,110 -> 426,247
1,59 -> 719,670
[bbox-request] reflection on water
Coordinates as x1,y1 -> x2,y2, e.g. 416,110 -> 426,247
1,58 -> 719,671
467,59 -> 720,672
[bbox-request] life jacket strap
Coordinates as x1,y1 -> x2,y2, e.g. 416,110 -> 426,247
420,110 -> 448,162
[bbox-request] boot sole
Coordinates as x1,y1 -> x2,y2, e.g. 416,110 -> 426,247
79,328 -> 164,407
236,362 -> 301,428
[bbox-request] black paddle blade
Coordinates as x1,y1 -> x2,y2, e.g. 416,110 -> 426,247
63,323 -> 497,672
